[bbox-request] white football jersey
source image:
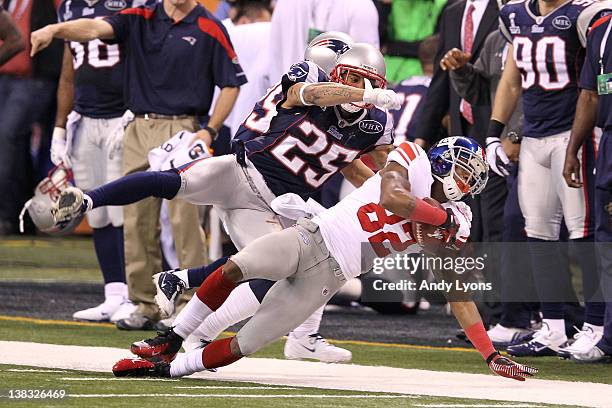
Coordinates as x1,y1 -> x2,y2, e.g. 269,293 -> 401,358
313,142 -> 433,279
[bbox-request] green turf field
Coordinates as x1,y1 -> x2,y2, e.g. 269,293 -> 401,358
0,363 -> 575,408
0,316 -> 610,385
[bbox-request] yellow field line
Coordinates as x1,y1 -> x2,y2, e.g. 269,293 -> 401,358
0,314 -> 477,354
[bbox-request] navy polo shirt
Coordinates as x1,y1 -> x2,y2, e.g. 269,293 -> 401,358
580,14 -> 612,129
104,3 -> 247,115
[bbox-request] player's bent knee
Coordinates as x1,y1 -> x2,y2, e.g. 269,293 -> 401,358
222,260 -> 244,283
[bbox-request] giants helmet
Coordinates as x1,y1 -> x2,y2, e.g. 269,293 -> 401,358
19,165 -> 84,235
304,31 -> 354,75
428,137 -> 489,201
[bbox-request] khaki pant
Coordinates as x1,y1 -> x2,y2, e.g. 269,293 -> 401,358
123,117 -> 207,319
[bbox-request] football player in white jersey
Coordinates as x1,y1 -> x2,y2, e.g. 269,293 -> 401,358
112,137 -> 538,382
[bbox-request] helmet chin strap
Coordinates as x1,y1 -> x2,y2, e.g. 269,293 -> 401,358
433,174 -> 465,202
334,105 -> 367,128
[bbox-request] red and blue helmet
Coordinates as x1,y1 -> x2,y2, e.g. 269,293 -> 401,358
428,136 -> 489,201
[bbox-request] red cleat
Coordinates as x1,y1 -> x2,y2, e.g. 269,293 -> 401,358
112,358 -> 171,377
130,328 -> 183,363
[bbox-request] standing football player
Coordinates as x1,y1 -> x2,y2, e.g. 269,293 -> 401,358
50,0 -> 153,322
491,0 -> 611,357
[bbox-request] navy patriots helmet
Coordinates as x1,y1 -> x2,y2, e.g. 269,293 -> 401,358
428,137 -> 488,201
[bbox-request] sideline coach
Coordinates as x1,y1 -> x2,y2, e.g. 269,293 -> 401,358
31,0 -> 246,330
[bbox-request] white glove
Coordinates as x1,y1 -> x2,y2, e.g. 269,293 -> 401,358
106,110 -> 134,160
442,201 -> 472,248
362,78 -> 402,110
485,137 -> 510,177
50,127 -> 72,168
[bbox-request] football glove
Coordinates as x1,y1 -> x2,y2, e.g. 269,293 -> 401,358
362,79 -> 402,110
485,137 -> 510,177
50,127 -> 72,168
106,110 -> 134,160
440,202 -> 472,250
486,351 -> 538,381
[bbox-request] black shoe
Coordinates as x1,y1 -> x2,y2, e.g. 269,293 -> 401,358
130,328 -> 183,363
113,358 -> 171,377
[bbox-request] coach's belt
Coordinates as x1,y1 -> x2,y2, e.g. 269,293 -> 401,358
136,113 -> 195,120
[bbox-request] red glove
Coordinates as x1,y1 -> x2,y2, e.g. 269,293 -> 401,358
486,351 -> 538,381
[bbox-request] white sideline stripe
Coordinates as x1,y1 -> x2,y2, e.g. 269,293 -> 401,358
1,341 -> 611,408
6,369 -> 67,373
69,393 -> 416,399
61,377 -> 179,382
174,386 -> 298,390
413,405 -> 539,408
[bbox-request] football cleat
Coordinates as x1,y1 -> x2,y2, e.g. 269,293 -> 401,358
487,324 -> 534,347
112,358 -> 171,377
558,325 -> 604,359
153,270 -> 187,318
73,301 -> 121,322
486,351 -> 538,381
110,300 -> 137,324
51,186 -> 89,224
284,333 -> 352,363
130,328 -> 183,363
115,313 -> 157,331
570,345 -> 612,364
506,323 -> 567,357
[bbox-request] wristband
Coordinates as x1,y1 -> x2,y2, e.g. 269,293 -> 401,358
464,321 -> 496,360
410,198 -> 448,226
299,83 -> 314,106
486,119 -> 505,140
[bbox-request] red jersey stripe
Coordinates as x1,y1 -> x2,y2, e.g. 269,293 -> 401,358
590,14 -> 612,33
398,142 -> 417,161
197,17 -> 237,60
120,7 -> 154,19
395,148 -> 411,167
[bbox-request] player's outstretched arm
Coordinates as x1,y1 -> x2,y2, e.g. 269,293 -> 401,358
52,170 -> 182,224
50,45 -> 75,167
489,44 -> 521,128
448,301 -> 538,381
31,19 -> 114,56
284,81 -> 402,110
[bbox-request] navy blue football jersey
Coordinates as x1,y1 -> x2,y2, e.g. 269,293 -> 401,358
390,76 -> 430,144
234,60 -> 394,199
499,0 -> 611,137
58,0 -> 150,118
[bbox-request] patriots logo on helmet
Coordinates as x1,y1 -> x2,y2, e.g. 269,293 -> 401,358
312,39 -> 350,56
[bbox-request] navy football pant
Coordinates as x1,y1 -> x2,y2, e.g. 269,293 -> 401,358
595,131 -> 612,354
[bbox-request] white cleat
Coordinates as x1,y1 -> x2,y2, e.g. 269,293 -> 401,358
558,325 -> 604,359
73,301 -> 121,322
570,345 -> 611,363
110,300 -> 137,323
487,323 -> 533,347
284,333 -> 352,363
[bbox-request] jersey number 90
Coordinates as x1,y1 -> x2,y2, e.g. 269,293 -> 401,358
70,39 -> 120,70
513,36 -> 570,90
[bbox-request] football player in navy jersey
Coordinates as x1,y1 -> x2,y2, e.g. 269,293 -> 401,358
50,0 -> 152,323
490,0 -> 611,357
49,42 -> 401,361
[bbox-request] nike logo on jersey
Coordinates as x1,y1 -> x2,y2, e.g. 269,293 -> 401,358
182,36 -> 197,46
